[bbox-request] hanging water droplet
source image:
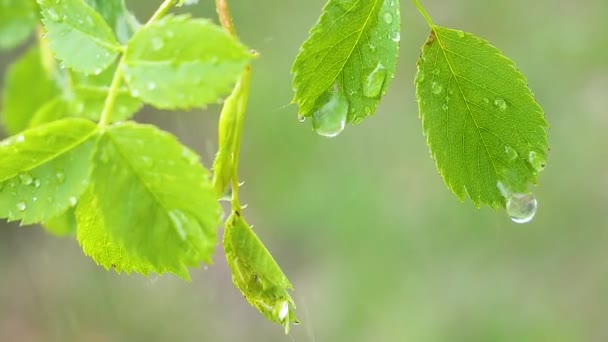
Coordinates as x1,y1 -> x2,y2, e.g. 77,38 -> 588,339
55,171 -> 65,184
494,98 -> 507,111
528,151 -> 545,172
297,114 -> 306,123
19,173 -> 33,186
363,63 -> 386,98
431,82 -> 443,95
312,88 -> 349,138
16,202 -> 26,212
151,37 -> 164,51
504,146 -> 518,161
391,31 -> 401,42
69,196 -> 78,207
506,193 -> 537,224
384,12 -> 393,24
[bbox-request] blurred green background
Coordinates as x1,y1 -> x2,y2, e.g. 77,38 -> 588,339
1,0 -> 607,341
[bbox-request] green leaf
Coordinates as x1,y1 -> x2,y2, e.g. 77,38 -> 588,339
291,0 -> 400,125
212,71 -> 251,196
38,0 -> 121,74
123,15 -> 252,110
415,26 -> 549,208
2,45 -> 60,135
224,212 -> 298,334
44,207 -> 77,236
76,122 -> 222,279
83,0 -> 140,44
0,0 -> 37,49
0,118 -> 97,225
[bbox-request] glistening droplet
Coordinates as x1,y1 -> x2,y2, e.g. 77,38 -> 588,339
297,114 -> 306,123
431,82 -> 443,95
312,88 -> 349,138
528,151 -> 545,172
19,173 -> 33,186
507,193 -> 537,224
363,63 -> 386,98
504,146 -> 518,161
494,98 -> 507,111
16,202 -> 26,212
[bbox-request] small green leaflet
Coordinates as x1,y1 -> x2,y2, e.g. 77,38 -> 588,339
38,0 -> 121,74
2,45 -> 60,135
123,15 -> 253,110
0,119 -> 97,225
0,0 -> 37,49
415,26 -> 549,208
292,0 -> 400,128
212,71 -> 251,196
224,212 -> 298,334
76,122 -> 222,279
83,0 -> 140,44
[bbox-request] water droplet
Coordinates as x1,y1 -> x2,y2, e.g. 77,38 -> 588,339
482,97 -> 490,104
507,193 -> 537,224
131,88 -> 140,97
46,8 -> 60,21
442,104 -> 448,111
297,114 -> 306,123
181,148 -> 199,165
147,82 -> 157,90
33,179 -> 41,188
312,88 -> 349,138
528,151 -> 545,172
151,37 -> 164,51
363,63 -> 386,98
432,68 -> 441,75
504,146 -> 518,161
391,31 -> 401,42
416,70 -> 425,82
69,196 -> 77,207
94,68 -> 102,75
16,202 -> 26,212
32,197 -> 37,202
457,30 -> 465,38
494,98 -> 507,111
431,82 -> 443,95
384,12 -> 393,24
55,172 -> 65,184
19,173 -> 33,186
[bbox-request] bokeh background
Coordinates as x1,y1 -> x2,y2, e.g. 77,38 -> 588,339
1,0 -> 607,341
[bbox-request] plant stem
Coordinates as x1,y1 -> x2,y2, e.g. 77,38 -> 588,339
215,0 -> 237,36
98,55 -> 126,127
98,0 -> 178,127
413,0 -> 435,28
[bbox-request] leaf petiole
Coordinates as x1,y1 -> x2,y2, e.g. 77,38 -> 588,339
413,0 -> 435,28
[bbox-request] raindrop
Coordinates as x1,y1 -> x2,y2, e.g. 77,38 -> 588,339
482,97 -> 490,104
69,196 -> 77,207
312,88 -> 349,138
131,88 -> 140,97
363,63 -> 386,98
55,171 -> 65,184
16,202 -> 26,212
384,12 -> 393,24
19,173 -> 33,186
528,151 -> 545,172
297,114 -> 306,123
94,68 -> 102,75
416,70 -> 425,82
34,179 -> 41,188
431,82 -> 443,95
147,82 -> 157,91
506,193 -> 537,224
457,30 -> 465,38
494,97 -> 507,111
151,37 -> 164,51
442,104 -> 448,111
504,146 -> 518,161
391,31 -> 401,42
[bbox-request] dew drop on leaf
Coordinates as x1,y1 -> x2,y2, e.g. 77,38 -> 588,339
506,193 -> 537,224
482,97 -> 490,104
384,12 -> 393,24
431,82 -> 443,95
69,196 -> 78,207
312,89 -> 349,138
528,151 -> 545,172
363,63 -> 386,98
151,37 -> 164,51
457,30 -> 465,38
504,146 -> 518,161
55,171 -> 65,184
494,97 -> 507,111
391,31 -> 401,42
147,82 -> 157,90
297,114 -> 306,123
33,179 -> 41,188
19,173 -> 33,186
16,202 -> 26,212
